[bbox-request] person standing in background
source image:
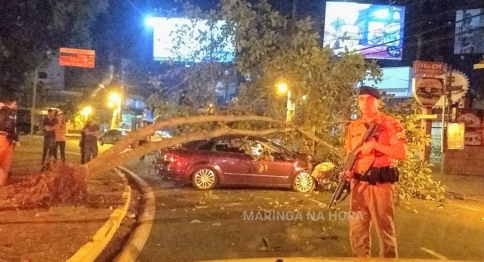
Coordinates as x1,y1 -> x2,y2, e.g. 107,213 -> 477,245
83,117 -> 101,163
0,92 -> 20,186
41,109 -> 57,171
79,124 -> 86,164
54,112 -> 67,162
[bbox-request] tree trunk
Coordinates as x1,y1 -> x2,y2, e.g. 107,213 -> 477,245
84,114 -> 343,176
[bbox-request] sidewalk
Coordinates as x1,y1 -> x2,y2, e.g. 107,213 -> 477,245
431,164 -> 484,201
0,137 -> 128,262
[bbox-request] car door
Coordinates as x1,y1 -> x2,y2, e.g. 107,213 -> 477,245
208,138 -> 255,185
248,139 -> 295,186
102,130 -> 115,144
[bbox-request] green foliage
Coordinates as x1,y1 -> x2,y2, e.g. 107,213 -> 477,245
154,0 -> 379,159
220,0 -> 383,162
149,0 -> 446,202
382,100 -> 446,201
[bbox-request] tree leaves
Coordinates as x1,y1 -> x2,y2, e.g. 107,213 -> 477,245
383,100 -> 446,201
0,0 -> 109,87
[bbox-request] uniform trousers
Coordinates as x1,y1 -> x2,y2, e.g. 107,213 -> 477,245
349,180 -> 397,258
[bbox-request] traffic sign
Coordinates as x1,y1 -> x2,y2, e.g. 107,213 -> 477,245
59,47 -> 95,68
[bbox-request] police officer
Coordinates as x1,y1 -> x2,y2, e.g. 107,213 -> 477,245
0,92 -> 20,186
344,86 -> 407,258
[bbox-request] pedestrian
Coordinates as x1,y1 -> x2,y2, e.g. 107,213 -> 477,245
83,117 -> 100,163
54,111 -> 67,162
41,108 -> 57,170
344,86 -> 407,258
0,92 -> 20,186
79,124 -> 86,164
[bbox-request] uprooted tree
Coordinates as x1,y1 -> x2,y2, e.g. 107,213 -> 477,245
1,115 -> 337,209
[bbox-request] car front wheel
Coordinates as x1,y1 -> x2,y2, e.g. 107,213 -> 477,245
292,171 -> 315,193
191,168 -> 217,190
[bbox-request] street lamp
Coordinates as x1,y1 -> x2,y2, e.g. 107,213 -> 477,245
276,82 -> 295,122
108,92 -> 122,129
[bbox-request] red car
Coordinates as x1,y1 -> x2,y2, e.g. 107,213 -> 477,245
155,135 -> 318,193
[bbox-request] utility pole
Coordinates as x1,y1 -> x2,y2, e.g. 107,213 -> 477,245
292,0 -> 298,31
30,69 -> 38,137
119,58 -> 127,127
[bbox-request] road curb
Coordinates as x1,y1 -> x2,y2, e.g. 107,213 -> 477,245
114,166 -> 156,262
67,169 -> 132,262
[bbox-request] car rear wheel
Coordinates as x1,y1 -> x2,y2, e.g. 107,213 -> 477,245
292,171 -> 315,193
192,168 -> 217,190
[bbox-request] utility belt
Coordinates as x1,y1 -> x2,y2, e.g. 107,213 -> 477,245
354,166 -> 399,185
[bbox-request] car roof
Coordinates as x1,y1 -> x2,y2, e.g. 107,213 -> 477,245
108,128 -> 130,132
185,135 -> 280,149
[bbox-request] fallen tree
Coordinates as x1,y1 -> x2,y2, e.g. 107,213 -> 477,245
1,114 -> 340,209
85,114 -> 342,176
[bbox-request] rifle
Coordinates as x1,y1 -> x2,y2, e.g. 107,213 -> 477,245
328,123 -> 380,209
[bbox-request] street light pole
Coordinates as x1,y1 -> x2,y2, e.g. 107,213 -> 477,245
286,90 -> 295,122
276,82 -> 295,122
30,68 -> 38,137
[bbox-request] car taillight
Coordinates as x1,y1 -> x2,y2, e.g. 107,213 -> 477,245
164,153 -> 179,162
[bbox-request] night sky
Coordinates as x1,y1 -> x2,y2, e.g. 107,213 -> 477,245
89,0 -> 484,90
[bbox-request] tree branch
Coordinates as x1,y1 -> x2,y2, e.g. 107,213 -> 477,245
86,126 -> 294,176
93,115 -> 280,164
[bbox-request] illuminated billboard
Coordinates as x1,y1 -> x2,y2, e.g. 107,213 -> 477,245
454,9 -> 484,54
148,17 -> 235,62
359,67 -> 412,98
323,2 -> 405,60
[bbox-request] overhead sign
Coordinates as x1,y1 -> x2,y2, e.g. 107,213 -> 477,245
412,60 -> 447,107
454,9 -> 484,55
59,48 -> 95,68
413,60 -> 446,76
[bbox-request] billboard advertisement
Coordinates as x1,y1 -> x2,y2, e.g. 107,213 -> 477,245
454,9 -> 484,54
371,67 -> 412,97
149,17 -> 235,62
323,2 -> 405,60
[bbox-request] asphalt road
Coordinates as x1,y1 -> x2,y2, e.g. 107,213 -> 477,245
13,135 -> 484,261
12,135 -> 112,168
123,160 -> 484,262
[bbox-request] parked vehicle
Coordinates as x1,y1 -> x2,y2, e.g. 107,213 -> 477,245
99,129 -> 129,145
155,134 -> 320,193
